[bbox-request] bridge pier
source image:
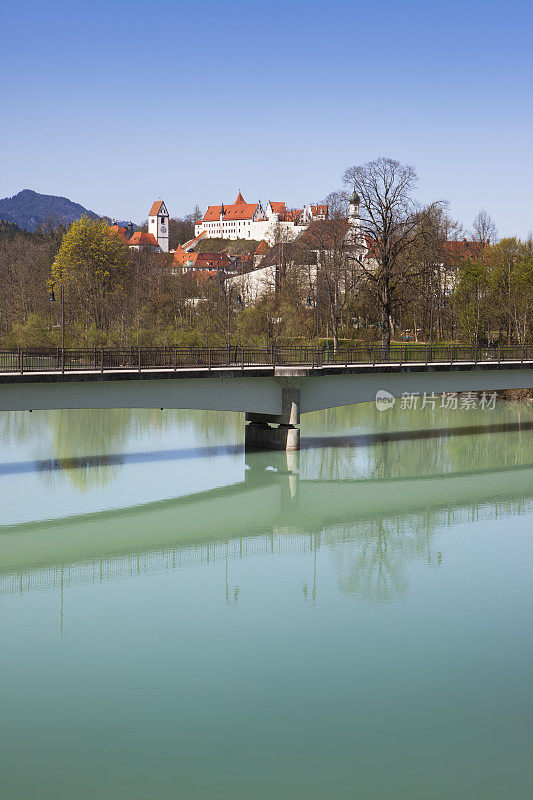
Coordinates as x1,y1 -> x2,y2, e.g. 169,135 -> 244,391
245,380 -> 301,451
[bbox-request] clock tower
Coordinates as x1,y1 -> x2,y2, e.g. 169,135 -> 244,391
148,200 -> 169,252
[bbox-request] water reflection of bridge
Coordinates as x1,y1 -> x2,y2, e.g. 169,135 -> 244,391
2,455 -> 532,600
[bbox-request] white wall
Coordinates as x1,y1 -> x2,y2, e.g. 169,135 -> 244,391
226,265 -> 277,304
195,217 -> 307,243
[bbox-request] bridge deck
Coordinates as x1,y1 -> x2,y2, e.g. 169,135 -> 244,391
2,359 -> 533,384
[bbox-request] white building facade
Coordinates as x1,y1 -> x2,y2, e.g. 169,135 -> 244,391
194,192 -> 328,245
225,193 -> 368,305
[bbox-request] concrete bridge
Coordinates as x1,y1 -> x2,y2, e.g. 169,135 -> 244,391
1,347 -> 532,449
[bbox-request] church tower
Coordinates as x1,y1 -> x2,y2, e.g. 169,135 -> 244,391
346,189 -> 363,248
348,189 -> 360,225
148,200 -> 169,252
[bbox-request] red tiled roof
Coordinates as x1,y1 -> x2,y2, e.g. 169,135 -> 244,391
149,201 -> 164,216
281,208 -> 303,223
443,240 -> 485,260
174,249 -> 233,270
128,231 -> 159,247
201,205 -> 224,222
200,192 -> 259,222
224,202 -> 258,220
181,230 -> 207,251
173,246 -> 197,265
254,240 -> 270,255
311,205 -> 328,216
269,201 -> 286,214
196,252 -> 232,268
192,270 -> 220,283
108,225 -> 127,242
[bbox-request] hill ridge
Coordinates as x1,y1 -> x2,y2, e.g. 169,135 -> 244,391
0,189 -> 101,232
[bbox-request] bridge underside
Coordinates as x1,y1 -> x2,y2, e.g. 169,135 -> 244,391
0,364 -> 532,450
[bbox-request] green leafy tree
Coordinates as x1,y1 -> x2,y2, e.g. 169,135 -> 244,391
52,215 -> 131,332
487,238 -> 533,344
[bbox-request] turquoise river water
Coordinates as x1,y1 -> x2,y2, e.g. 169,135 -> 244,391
0,401 -> 532,798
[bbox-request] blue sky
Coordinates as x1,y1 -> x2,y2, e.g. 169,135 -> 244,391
1,0 -> 531,237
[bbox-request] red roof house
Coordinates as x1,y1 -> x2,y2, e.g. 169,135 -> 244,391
127,231 -> 160,251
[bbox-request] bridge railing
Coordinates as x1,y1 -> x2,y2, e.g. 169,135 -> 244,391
0,344 -> 532,374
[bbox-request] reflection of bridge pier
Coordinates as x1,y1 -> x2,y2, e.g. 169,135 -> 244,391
245,448 -> 300,514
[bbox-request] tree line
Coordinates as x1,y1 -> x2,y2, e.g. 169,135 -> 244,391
0,158 -> 531,350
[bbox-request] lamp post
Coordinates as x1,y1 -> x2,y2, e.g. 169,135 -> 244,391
49,280 -> 65,372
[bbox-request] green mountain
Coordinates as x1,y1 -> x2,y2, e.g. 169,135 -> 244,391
0,189 -> 101,232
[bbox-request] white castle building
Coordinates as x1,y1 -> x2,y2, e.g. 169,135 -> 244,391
194,192 -> 328,245
225,190 -> 367,304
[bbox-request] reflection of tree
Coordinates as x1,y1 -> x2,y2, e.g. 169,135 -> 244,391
44,409 -> 137,491
323,515 -> 442,604
302,401 -> 533,482
44,408 -> 243,491
2,398 -> 532,603
0,410 -> 40,446
160,409 -> 243,444
0,407 -> 244,493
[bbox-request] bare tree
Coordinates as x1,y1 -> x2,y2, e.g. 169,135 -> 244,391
472,209 -> 498,244
299,219 -> 361,352
342,157 -> 442,349
322,190 -> 348,220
